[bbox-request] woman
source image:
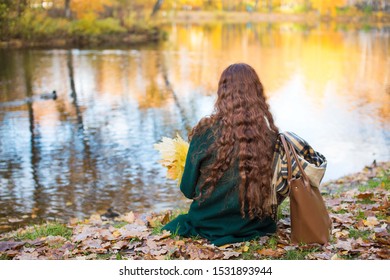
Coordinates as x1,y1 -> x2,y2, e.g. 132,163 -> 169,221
162,63 -> 279,246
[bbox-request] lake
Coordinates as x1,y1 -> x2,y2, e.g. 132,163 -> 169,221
0,22 -> 389,232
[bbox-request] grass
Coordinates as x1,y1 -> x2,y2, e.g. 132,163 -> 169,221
116,252 -> 123,260
376,212 -> 387,221
348,228 -> 372,240
0,254 -> 12,260
95,253 -> 113,260
268,236 -> 278,249
14,222 -> 72,241
284,248 -> 318,260
355,210 -> 366,220
277,199 -> 290,220
356,198 -> 376,204
151,221 -> 164,235
129,237 -> 141,243
151,209 -> 188,236
241,241 -> 262,260
112,222 -> 128,229
358,172 -> 390,192
332,209 -> 348,214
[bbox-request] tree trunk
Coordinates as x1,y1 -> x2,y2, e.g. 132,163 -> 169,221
151,0 -> 164,17
17,0 -> 28,16
65,0 -> 71,19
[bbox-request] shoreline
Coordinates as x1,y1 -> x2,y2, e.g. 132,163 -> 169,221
157,10 -> 390,24
0,161 -> 388,260
0,30 -> 164,49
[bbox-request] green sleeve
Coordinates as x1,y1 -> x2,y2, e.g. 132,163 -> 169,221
179,130 -> 212,199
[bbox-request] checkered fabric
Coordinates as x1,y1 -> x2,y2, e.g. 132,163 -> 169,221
271,132 -> 327,209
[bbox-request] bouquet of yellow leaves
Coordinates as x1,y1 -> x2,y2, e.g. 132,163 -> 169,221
154,134 -> 189,186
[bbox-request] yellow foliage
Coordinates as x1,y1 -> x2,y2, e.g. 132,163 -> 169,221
71,0 -> 113,19
310,0 -> 348,15
154,134 -> 189,186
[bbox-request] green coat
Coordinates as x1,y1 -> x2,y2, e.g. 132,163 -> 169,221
162,127 -> 276,246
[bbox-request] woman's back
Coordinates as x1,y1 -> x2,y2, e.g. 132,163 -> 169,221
163,126 -> 276,246
162,63 -> 278,246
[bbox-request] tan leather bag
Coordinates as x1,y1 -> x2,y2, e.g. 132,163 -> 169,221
280,135 -> 332,245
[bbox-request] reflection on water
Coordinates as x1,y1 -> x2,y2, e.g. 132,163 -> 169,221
0,22 -> 389,232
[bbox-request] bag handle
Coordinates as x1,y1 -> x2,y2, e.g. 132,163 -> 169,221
280,134 -> 292,184
280,134 -> 310,188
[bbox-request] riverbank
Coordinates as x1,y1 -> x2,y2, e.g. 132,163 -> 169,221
0,161 -> 388,260
0,13 -> 165,49
0,32 -> 164,49
157,10 -> 390,25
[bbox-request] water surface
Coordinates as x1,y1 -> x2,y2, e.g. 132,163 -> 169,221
0,22 -> 389,232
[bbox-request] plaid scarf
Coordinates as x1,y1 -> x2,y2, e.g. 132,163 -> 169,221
271,132 -> 327,212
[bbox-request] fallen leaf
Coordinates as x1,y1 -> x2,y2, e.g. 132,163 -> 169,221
376,237 -> 390,246
161,212 -> 171,225
363,216 -> 379,229
376,249 -> 390,259
23,247 -> 36,253
222,251 -> 241,259
354,238 -> 374,247
72,226 -> 96,242
116,212 -> 135,224
0,241 -> 26,252
8,218 -> 23,223
68,218 -> 79,226
85,253 -> 97,260
82,239 -> 102,250
257,248 -> 285,258
112,230 -> 121,238
356,193 -> 374,200
335,230 -> 349,238
311,252 -> 333,260
4,250 -> 20,258
330,213 -> 354,224
278,218 -> 290,227
181,243 -> 223,260
326,198 -> 342,207
331,254 -> 343,260
257,236 -> 270,246
283,245 -> 298,251
28,238 -> 46,247
45,236 -> 67,247
147,216 -> 162,228
89,214 -> 102,225
14,251 -> 39,260
333,239 -> 353,251
355,219 -> 366,230
98,229 -> 116,241
0,225 -> 11,231
119,224 -> 149,239
112,240 -> 129,250
241,245 -> 249,252
151,230 -> 171,241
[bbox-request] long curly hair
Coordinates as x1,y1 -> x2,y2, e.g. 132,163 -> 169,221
190,63 -> 279,219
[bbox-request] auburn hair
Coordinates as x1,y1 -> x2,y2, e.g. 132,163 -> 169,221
189,63 -> 279,219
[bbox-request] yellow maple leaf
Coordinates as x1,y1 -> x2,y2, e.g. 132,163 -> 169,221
363,216 -> 379,229
154,134 -> 189,186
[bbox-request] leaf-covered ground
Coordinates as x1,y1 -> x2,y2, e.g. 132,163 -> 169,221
0,162 -> 389,260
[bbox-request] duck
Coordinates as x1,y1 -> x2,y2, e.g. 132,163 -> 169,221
40,90 -> 57,100
101,207 -> 120,220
